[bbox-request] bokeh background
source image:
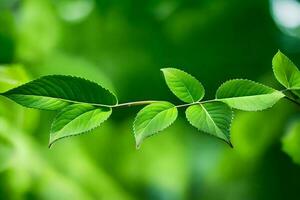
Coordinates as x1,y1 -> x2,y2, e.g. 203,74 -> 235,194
1,0 -> 300,199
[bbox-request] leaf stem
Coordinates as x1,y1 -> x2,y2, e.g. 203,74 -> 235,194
111,100 -> 160,107
109,99 -> 218,108
284,96 -> 300,106
282,90 -> 300,106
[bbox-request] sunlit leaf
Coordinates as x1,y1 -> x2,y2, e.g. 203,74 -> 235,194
161,68 -> 205,103
1,75 -> 118,110
216,79 -> 284,111
134,102 -> 178,148
272,50 -> 300,90
186,102 -> 232,146
49,104 -> 112,147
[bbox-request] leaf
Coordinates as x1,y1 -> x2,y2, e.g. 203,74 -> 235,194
282,119 -> 300,165
272,50 -> 300,90
216,79 -> 284,111
1,75 -> 118,110
133,102 -> 178,148
49,104 -> 112,147
161,68 -> 205,103
186,102 -> 232,146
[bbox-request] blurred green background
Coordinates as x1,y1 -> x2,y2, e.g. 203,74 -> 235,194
1,0 -> 300,199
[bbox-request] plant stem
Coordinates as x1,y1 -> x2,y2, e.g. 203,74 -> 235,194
99,89 -> 300,109
282,90 -> 300,106
284,96 -> 300,106
109,99 -> 218,108
111,100 -> 160,107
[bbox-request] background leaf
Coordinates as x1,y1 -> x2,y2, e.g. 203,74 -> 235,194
216,79 -> 284,111
161,68 -> 205,103
272,51 -> 300,90
282,119 -> 300,165
186,102 -> 232,146
134,102 -> 178,148
49,104 -> 112,147
1,75 -> 118,110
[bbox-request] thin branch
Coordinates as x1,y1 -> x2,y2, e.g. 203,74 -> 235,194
111,100 -> 160,108
282,90 -> 300,107
108,99 -> 218,109
284,96 -> 300,106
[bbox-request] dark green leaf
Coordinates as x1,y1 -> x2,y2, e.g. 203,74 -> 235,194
1,75 -> 118,110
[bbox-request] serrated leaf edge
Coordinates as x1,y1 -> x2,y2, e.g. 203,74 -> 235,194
133,101 -> 178,149
185,102 -> 234,147
48,106 -> 112,148
272,50 -> 300,90
2,75 -> 119,107
215,78 -> 285,111
161,68 -> 205,103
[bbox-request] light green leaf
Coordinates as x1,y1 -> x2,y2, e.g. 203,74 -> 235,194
272,50 -> 300,90
216,79 -> 284,111
186,102 -> 232,146
49,104 -> 112,147
134,102 -> 178,148
161,68 -> 205,103
1,75 -> 118,110
282,119 -> 300,165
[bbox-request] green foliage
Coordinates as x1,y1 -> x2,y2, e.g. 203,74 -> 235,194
134,102 -> 178,148
216,79 -> 284,111
2,75 -> 118,110
272,51 -> 300,90
161,68 -> 205,103
50,104 -> 112,147
1,51 -> 299,148
186,102 -> 232,146
282,119 -> 300,165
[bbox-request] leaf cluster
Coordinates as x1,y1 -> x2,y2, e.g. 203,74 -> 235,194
1,51 -> 299,148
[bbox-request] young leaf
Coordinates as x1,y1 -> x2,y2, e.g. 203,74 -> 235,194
216,79 -> 284,111
272,50 -> 300,90
186,102 -> 232,146
161,68 -> 205,103
1,75 -> 118,110
49,104 -> 112,147
133,101 -> 178,148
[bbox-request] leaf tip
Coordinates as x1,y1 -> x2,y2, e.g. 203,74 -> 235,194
160,68 -> 170,74
48,141 -> 54,149
134,134 -> 143,150
48,135 -> 59,149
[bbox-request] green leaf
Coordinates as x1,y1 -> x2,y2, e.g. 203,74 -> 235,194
282,119 -> 300,165
186,102 -> 232,146
216,79 -> 284,111
161,68 -> 205,103
134,102 -> 178,148
1,75 -> 118,110
49,104 -> 112,147
272,50 -> 300,90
